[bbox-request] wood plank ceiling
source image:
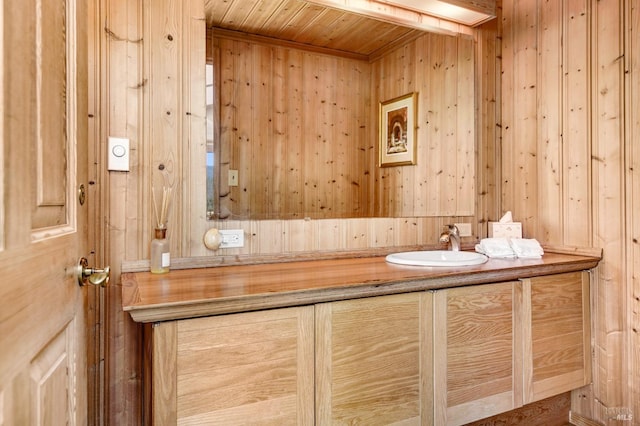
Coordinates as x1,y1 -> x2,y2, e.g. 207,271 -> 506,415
205,0 -> 427,57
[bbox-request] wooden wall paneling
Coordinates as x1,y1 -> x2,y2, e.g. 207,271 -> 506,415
273,46 -> 287,219
283,219 -> 318,252
374,49 -> 393,217
501,0 -> 632,423
184,0 -> 206,254
283,48 -> 304,219
628,0 -> 640,420
456,35 -> 475,217
371,217 -> 395,248
591,0 -> 627,416
319,54 -> 335,217
348,58 -> 368,217
511,0 -> 538,236
401,42 -> 416,217
252,43 -> 273,218
105,0 -> 144,424
475,17 -> 500,237
337,57 -> 354,217
389,43 -> 405,216
427,34 -> 445,216
148,0 -> 183,252
356,58 -> 374,217
236,40 -> 253,218
300,52 -> 317,217
317,219 -> 346,251
562,0 -> 591,248
346,218 -> 368,249
413,35 -> 428,216
390,43 -> 404,217
395,217 -> 419,246
499,0 -> 514,224
215,36 -> 231,219
536,0 -> 563,244
253,219 -> 283,255
441,35 -> 459,216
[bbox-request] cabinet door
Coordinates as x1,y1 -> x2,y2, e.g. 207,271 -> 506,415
152,306 -> 314,425
433,282 -> 521,425
316,292 -> 433,425
522,271 -> 591,403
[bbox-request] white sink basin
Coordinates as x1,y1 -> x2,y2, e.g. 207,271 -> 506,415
385,250 -> 488,267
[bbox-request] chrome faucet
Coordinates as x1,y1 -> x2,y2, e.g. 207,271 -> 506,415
439,224 -> 460,251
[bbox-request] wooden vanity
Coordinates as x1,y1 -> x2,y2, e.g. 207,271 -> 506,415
122,251 -> 600,425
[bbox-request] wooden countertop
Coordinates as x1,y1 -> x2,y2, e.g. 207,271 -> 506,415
122,252 -> 600,323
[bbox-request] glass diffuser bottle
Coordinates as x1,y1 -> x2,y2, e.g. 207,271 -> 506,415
150,227 -> 170,274
151,183 -> 173,274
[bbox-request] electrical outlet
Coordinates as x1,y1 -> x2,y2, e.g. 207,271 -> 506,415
219,229 -> 244,248
454,223 -> 473,237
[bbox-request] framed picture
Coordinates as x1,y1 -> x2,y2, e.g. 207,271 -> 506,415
379,92 -> 417,167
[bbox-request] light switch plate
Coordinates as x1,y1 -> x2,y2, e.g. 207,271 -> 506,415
108,137 -> 130,171
228,170 -> 239,186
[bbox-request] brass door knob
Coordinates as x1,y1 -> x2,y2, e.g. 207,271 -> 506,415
77,257 -> 110,287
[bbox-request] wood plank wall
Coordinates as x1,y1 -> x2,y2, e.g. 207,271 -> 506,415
630,1 -> 640,423
97,1 -> 490,423
371,32 -> 476,218
195,30 -> 480,258
211,33 -> 375,220
209,30 -> 475,221
94,0 -> 640,424
500,0 -> 638,423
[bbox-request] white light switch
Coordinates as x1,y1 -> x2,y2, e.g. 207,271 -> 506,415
228,170 -> 239,186
108,137 -> 130,171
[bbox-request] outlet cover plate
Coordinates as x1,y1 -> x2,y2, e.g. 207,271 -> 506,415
219,229 -> 244,248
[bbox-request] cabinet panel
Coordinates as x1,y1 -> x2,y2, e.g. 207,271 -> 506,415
522,271 -> 591,403
316,292 -> 433,425
154,306 -> 314,425
434,282 -> 521,425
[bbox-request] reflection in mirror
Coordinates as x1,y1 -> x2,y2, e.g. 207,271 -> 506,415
206,62 -> 215,216
206,4 -> 476,221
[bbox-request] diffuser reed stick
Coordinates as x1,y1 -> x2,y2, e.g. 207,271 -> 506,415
152,185 -> 173,229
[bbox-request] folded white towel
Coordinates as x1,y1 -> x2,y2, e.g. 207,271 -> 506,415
509,238 -> 544,259
475,237 -> 516,258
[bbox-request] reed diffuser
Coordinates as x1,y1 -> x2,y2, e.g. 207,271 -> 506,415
150,185 -> 172,274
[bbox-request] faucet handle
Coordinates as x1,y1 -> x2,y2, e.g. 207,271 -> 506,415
445,224 -> 459,234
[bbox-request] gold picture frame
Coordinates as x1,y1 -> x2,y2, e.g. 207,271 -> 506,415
379,92 -> 417,167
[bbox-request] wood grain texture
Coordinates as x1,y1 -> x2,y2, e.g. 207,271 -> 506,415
209,29 -> 475,220
122,252 -> 600,323
434,282 -> 518,425
1,0 -> 89,423
499,0 -> 634,422
166,307 -> 314,424
466,392 -> 572,426
628,0 -> 640,421
524,272 -> 591,404
97,0 -> 640,425
316,293 -> 432,424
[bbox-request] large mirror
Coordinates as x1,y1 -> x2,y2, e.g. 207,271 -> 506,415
206,0 -> 477,220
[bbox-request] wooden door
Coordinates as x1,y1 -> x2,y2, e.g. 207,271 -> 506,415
151,307 -> 315,424
0,0 -> 90,424
522,271 -> 591,403
315,292 -> 433,425
433,282 -> 522,425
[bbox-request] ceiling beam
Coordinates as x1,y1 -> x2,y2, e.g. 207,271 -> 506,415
305,0 -> 495,35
